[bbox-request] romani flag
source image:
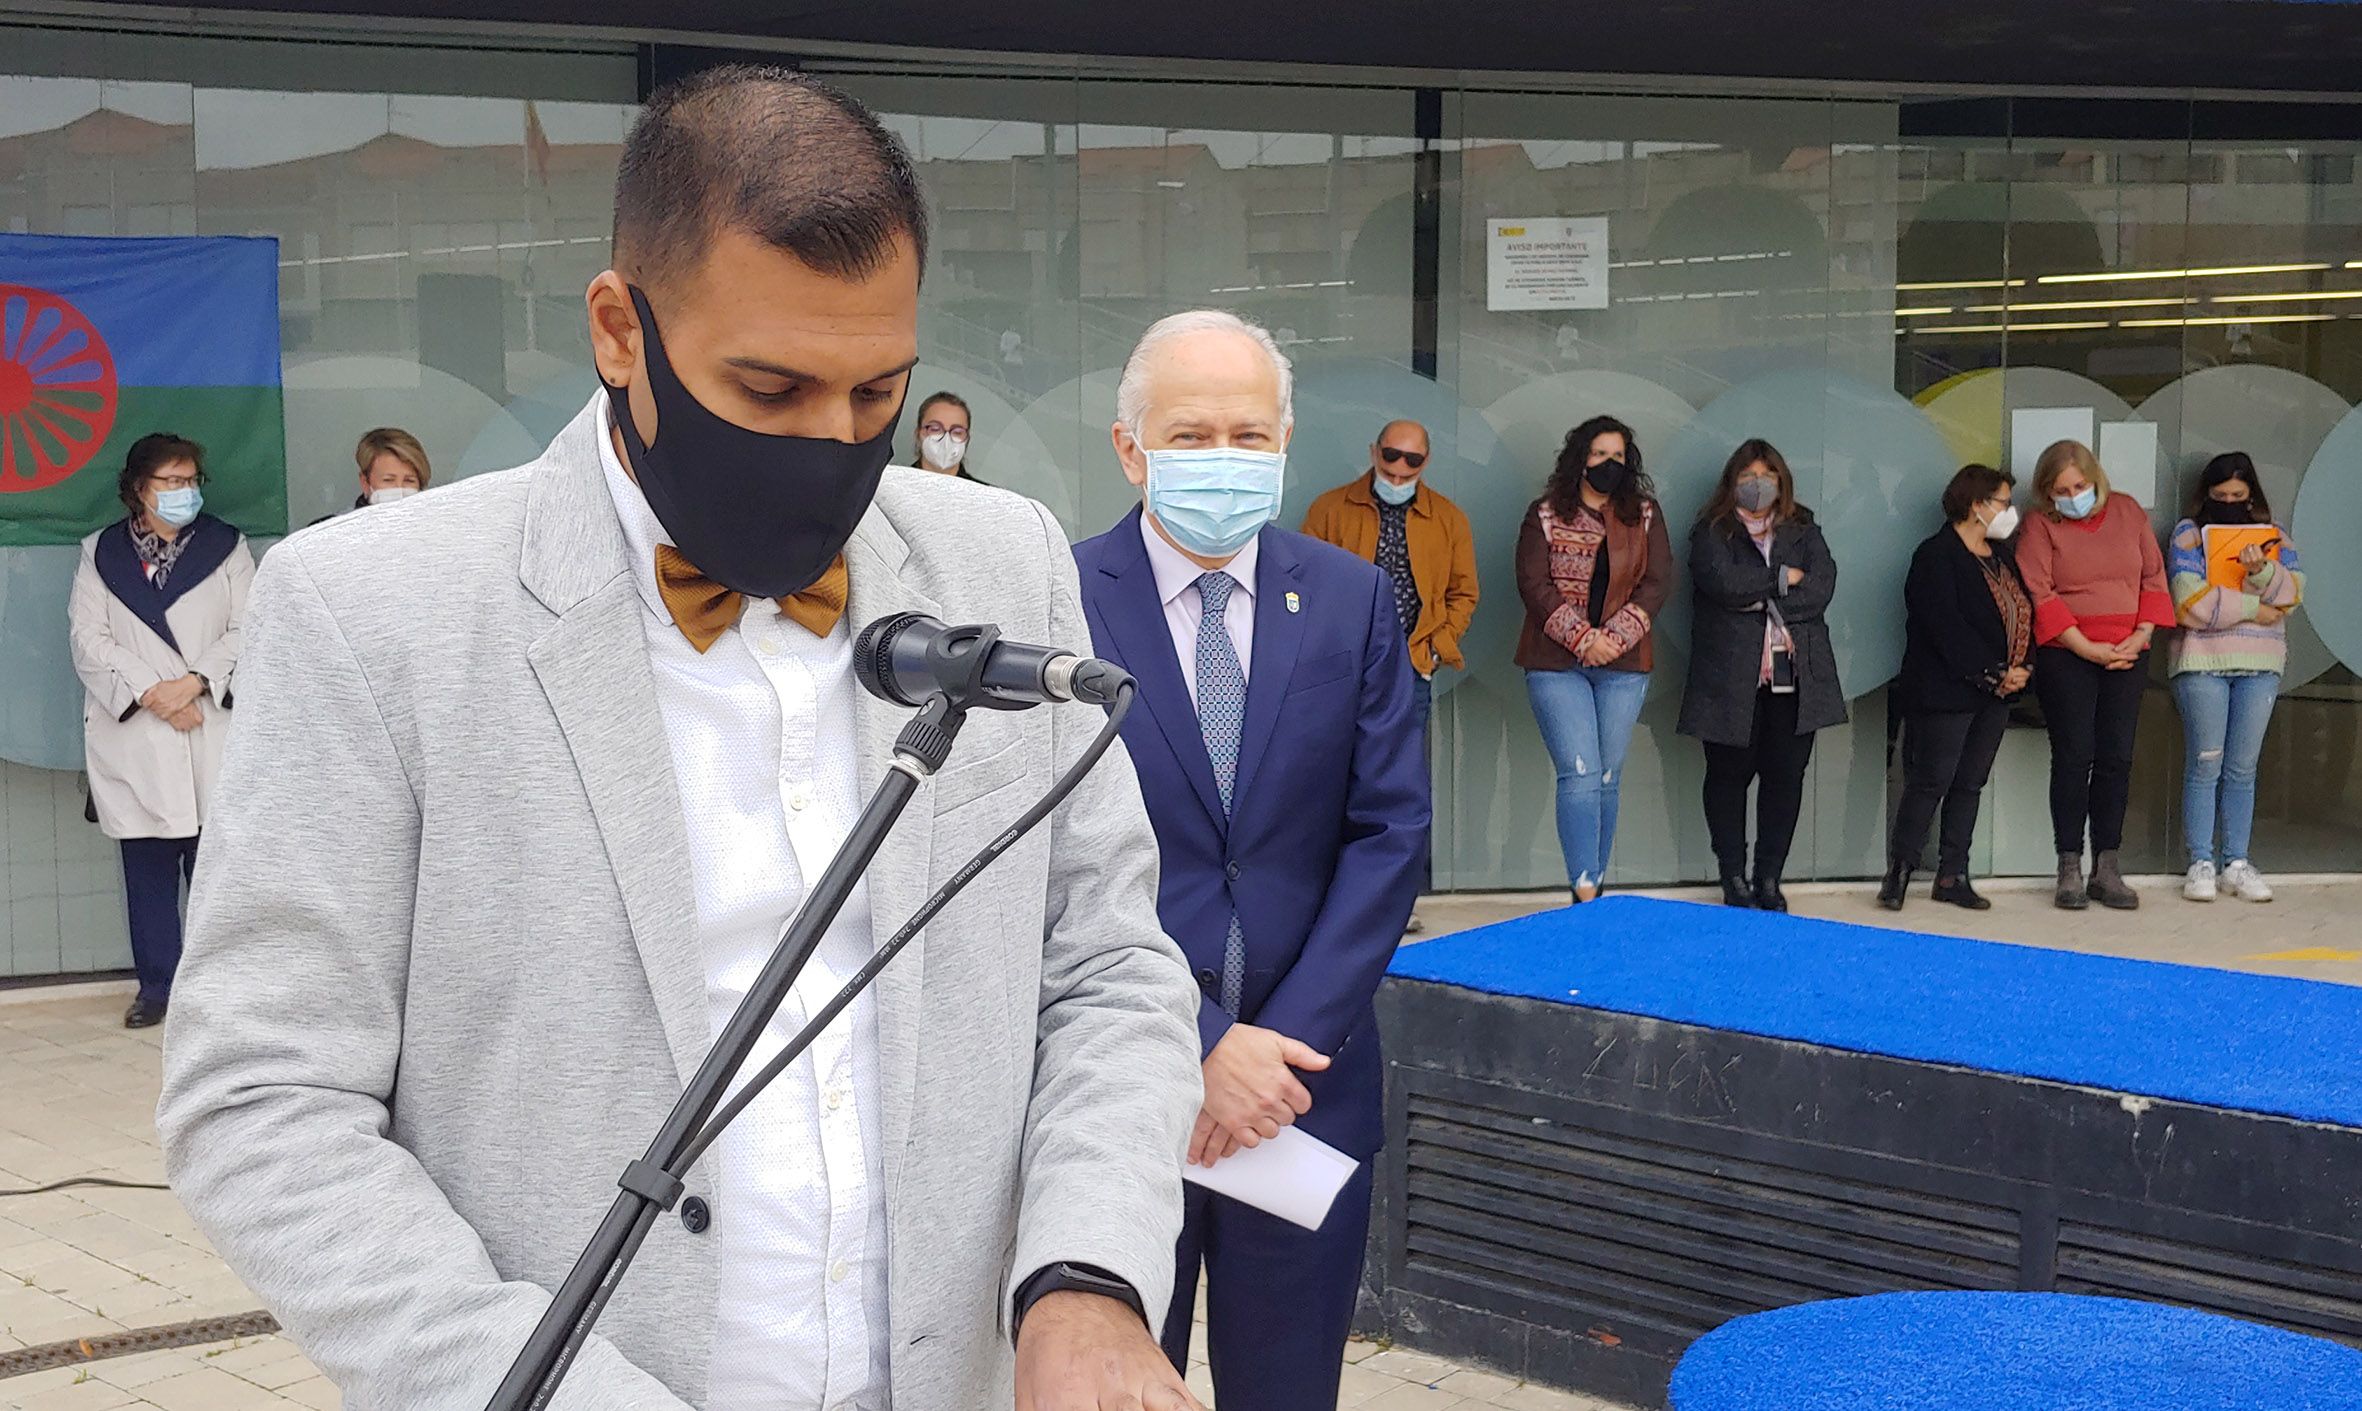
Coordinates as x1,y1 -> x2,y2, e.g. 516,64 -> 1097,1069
0,234 -> 287,546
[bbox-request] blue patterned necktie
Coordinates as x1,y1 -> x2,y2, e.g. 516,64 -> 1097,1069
1194,571 -> 1248,1015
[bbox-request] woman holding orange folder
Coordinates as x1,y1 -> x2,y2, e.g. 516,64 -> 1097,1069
2167,452 -> 2304,904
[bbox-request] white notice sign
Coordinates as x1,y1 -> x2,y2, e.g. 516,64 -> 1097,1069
1488,216 -> 1610,311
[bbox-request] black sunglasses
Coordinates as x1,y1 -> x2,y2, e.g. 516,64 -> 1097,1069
1379,447 -> 1428,470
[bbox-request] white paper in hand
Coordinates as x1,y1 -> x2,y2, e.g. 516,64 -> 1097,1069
1181,1126 -> 1360,1231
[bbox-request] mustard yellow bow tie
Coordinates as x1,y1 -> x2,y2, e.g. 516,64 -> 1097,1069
653,546 -> 850,653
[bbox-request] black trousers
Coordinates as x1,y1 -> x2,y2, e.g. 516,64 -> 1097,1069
1701,687 -> 1816,879
2033,644 -> 2147,854
120,834 -> 199,1003
1891,701 -> 2010,877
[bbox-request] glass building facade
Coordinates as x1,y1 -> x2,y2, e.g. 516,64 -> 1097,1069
4,16 -> 2360,978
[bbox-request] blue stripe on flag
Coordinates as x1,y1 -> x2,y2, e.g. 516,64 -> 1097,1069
0,233 -> 282,389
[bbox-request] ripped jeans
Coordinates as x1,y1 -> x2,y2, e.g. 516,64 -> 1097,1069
1525,666 -> 1651,892
2171,670 -> 2279,866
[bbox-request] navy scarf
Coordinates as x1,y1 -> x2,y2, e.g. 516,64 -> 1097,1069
94,513 -> 238,659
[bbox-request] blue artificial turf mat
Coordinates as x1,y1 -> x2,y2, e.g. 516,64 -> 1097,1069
1668,1291 -> 2362,1411
1387,895 -> 2362,1127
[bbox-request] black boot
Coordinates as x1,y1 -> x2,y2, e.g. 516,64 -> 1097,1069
1752,874 -> 1789,913
2055,853 -> 2089,911
1932,874 -> 1992,911
1877,859 -> 1912,911
1720,872 -> 1755,908
2088,850 -> 2140,911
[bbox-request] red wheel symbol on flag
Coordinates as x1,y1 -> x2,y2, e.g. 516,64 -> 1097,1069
0,284 -> 120,495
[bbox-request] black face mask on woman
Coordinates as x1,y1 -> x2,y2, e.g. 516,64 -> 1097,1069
604,284 -> 903,599
1585,457 -> 1631,497
2196,496 -> 2262,526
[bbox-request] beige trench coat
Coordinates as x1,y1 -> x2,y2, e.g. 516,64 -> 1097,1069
68,521 -> 255,839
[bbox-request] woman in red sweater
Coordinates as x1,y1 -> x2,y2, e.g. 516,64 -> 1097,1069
2017,440 -> 2175,911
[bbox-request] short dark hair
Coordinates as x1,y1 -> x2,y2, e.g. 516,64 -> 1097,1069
119,432 -> 205,516
2189,450 -> 2272,521
1941,463 -> 2014,524
614,64 -> 929,293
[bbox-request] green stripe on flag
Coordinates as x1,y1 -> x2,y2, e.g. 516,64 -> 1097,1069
0,386 -> 286,547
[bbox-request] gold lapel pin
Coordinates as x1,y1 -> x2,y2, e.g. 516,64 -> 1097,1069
1285,591 -> 1301,614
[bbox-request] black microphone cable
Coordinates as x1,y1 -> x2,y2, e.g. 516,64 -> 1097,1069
526,682 -> 1137,1391
683,678 -> 1135,1168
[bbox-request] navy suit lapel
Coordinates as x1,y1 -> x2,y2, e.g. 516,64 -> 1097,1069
94,516 -> 235,659
1094,509 -> 1229,837
1232,527 -> 1307,815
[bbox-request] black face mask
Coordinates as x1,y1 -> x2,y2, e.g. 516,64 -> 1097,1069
604,284 -> 903,599
1585,457 -> 1631,497
2196,497 -> 2260,526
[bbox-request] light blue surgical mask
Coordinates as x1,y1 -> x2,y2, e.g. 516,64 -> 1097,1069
1145,446 -> 1285,558
1372,474 -> 1418,507
2054,487 -> 2098,520
152,486 -> 203,528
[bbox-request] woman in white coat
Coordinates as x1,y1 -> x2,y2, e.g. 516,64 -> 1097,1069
68,432 -> 255,1028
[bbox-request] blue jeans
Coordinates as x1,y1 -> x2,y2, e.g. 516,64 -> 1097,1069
1525,666 -> 1650,890
2172,671 -> 2278,866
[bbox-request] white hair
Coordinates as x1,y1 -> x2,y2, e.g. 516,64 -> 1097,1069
1116,309 -> 1295,437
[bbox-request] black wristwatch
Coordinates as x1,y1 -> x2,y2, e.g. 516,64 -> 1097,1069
1013,1262 -> 1146,1335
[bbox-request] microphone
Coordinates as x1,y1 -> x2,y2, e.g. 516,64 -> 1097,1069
854,613 -> 1133,710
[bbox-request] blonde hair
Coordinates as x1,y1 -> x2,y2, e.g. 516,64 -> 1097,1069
2032,439 -> 2108,517
355,427 -> 432,488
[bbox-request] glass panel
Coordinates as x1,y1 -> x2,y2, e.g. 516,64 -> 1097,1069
1072,82 -> 1421,541
2168,133 -> 2362,871
1445,89 -> 1893,889
816,71 -> 1085,524
0,29 -> 632,978
196,87 -> 636,525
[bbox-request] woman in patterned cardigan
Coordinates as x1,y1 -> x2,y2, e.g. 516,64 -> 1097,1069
1513,415 -> 1673,902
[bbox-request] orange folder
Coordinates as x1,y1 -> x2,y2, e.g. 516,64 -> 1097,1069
2202,524 -> 2283,593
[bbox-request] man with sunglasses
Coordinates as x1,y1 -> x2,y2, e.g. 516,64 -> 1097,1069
1301,420 -> 1479,733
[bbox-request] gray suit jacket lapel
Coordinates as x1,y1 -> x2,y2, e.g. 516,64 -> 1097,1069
846,506 -> 943,1207
519,405 -> 709,1087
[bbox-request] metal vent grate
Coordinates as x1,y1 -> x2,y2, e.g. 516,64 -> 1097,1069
1401,1091 -> 2020,1337
2056,1222 -> 2362,1344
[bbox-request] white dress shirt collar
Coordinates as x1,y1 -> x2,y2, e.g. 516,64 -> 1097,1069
1139,509 -> 1259,607
595,410 -> 680,626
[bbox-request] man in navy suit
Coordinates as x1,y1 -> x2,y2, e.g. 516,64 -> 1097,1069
1074,310 -> 1429,1411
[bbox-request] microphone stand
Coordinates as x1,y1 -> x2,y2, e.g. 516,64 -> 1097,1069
484,692 -> 968,1411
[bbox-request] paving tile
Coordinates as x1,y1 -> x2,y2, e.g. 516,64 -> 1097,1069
15,1374 -> 146,1410
1358,1383 -> 1473,1411
1437,1367 -> 1522,1401
129,1366 -> 291,1411
1486,1383 -> 1625,1411
1357,1347 -> 1466,1386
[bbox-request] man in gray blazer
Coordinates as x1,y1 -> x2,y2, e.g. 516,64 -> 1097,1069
157,66 -> 1202,1411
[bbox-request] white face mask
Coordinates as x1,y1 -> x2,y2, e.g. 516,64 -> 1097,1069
918,431 -> 965,471
1982,504 -> 2020,539
368,486 -> 419,506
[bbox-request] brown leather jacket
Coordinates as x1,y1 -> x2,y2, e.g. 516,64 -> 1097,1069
1300,471 -> 1480,675
1513,493 -> 1672,674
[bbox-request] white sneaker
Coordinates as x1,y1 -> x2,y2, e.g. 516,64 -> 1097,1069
2182,860 -> 2217,902
2221,860 -> 2275,903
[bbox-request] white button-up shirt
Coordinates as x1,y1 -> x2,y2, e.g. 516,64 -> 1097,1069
599,422 -> 890,1411
1140,512 -> 1258,705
